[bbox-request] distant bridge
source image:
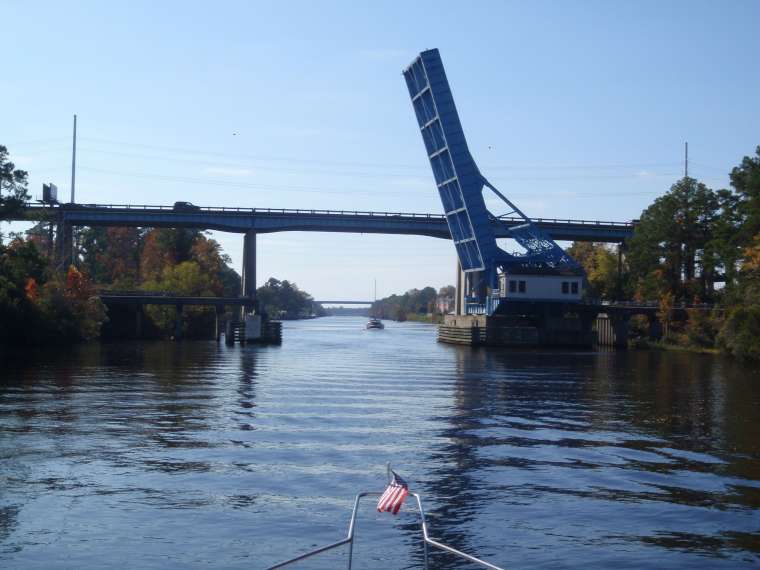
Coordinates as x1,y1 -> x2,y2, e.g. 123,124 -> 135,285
314,300 -> 373,305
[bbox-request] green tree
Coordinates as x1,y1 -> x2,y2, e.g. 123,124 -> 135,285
731,146 -> 760,245
256,277 -> 314,319
717,305 -> 760,361
372,286 -> 442,321
0,145 -> 30,221
627,177 -> 720,302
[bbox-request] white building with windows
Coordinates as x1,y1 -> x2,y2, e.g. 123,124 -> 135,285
499,273 -> 583,302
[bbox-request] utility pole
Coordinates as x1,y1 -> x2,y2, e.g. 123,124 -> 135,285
70,114 -> 77,268
684,141 -> 688,179
70,114 -> 77,203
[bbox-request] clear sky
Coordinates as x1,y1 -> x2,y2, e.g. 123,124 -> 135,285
3,0 -> 759,300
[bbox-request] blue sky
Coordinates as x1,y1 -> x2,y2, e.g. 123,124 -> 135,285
3,0 -> 759,300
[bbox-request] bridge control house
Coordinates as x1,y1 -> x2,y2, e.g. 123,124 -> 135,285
499,272 -> 583,302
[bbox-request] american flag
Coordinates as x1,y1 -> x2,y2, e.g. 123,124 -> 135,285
377,470 -> 409,515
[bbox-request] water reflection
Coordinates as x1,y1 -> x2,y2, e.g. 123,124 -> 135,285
1,321 -> 759,569
418,348 -> 760,568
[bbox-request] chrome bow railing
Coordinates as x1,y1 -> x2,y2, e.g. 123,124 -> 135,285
264,491 -> 504,570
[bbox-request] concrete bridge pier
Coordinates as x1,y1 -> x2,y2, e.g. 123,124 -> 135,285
54,219 -> 73,271
611,314 -> 630,349
242,230 -> 256,318
215,305 -> 224,342
647,314 -> 663,341
453,262 -> 486,316
454,260 -> 464,316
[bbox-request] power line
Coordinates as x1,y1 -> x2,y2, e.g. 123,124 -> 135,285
76,146 -> 683,182
78,135 -> 681,174
77,165 -> 669,199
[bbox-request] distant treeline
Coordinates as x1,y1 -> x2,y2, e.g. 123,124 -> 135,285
256,277 -> 325,320
372,285 -> 455,322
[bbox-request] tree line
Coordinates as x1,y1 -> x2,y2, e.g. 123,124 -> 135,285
3,143 -> 760,358
372,285 -> 455,322
568,147 -> 760,359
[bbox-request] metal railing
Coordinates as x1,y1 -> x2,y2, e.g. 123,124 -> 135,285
58,203 -> 448,219
36,203 -> 634,228
265,491 -> 504,570
601,300 -> 717,309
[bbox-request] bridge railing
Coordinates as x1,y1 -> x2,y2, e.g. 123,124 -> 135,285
602,301 -> 716,309
49,204 -> 633,227
67,203 -> 448,219
97,289 -> 178,297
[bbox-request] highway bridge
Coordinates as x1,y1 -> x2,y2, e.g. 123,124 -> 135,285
10,203 -> 636,304
15,203 -> 634,243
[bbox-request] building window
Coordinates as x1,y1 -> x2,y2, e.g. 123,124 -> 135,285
509,280 -> 516,293
518,280 -> 526,293
571,282 -> 579,294
562,281 -> 569,294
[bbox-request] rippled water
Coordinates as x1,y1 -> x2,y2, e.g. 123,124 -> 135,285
1,316 -> 759,569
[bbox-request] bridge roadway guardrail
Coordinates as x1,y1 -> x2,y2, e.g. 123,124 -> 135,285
65,203 -> 635,226
17,204 -> 635,242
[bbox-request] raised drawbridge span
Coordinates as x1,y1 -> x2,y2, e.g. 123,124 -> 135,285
403,49 -> 585,315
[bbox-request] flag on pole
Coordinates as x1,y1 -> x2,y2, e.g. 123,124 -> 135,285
377,470 -> 409,515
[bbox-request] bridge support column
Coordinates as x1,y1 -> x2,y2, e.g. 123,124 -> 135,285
174,303 -> 184,340
55,219 -> 73,272
242,230 -> 256,317
611,314 -> 630,349
215,305 -> 223,342
616,243 -> 624,300
455,260 -> 464,316
647,314 -> 663,341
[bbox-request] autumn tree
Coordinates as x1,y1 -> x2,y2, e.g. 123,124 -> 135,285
0,239 -> 106,344
567,242 -> 620,300
79,226 -> 143,287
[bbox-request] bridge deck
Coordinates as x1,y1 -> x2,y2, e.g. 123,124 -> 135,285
15,204 -> 634,243
99,292 -> 252,306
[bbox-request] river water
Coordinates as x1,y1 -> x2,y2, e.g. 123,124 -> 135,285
1,316 -> 759,569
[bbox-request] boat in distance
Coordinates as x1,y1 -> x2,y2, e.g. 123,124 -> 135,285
366,317 -> 385,330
